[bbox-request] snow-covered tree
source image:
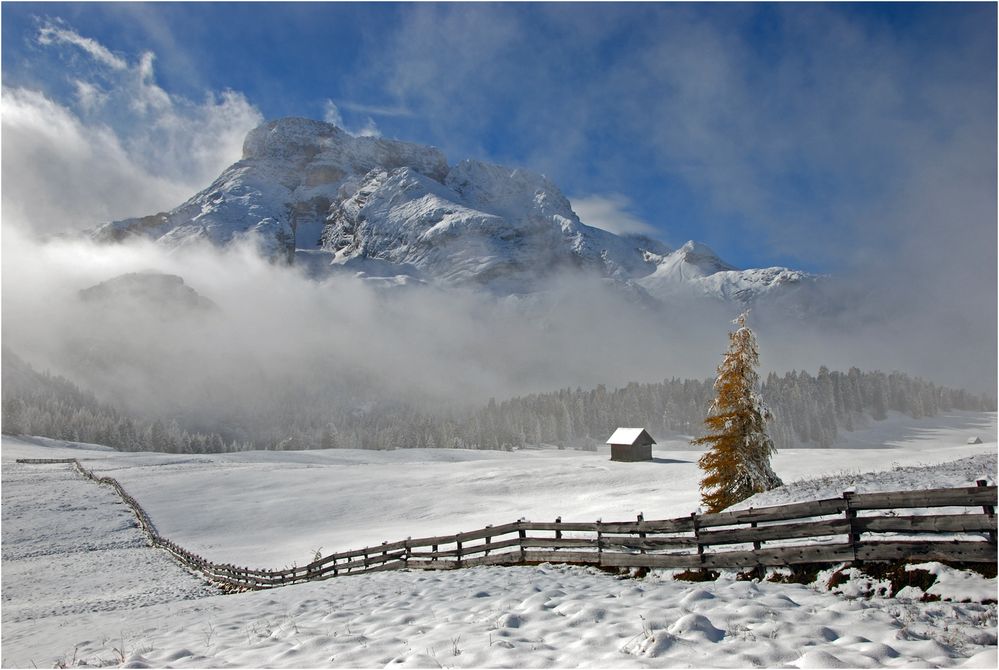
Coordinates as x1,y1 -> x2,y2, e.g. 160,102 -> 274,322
693,312 -> 783,512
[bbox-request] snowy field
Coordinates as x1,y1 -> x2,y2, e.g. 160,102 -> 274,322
2,410 -> 997,668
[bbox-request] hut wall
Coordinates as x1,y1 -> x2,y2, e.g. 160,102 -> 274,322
610,444 -> 653,462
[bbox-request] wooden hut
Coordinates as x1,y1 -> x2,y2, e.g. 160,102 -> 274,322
606,427 -> 655,462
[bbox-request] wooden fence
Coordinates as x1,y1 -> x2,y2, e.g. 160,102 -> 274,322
16,457 -> 998,591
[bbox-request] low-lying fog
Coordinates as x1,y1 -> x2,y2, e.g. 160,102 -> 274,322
2,222 -> 994,433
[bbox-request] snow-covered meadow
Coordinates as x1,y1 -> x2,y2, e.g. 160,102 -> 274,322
2,411 -> 997,667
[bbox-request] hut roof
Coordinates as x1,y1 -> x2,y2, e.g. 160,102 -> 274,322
606,427 -> 656,446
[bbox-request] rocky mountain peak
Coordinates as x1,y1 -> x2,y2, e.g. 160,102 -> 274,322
676,240 -> 737,275
241,117 -> 344,161
242,117 -> 449,182
90,117 -> 816,305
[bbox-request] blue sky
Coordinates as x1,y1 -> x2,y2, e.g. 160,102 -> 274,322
2,2 -> 995,276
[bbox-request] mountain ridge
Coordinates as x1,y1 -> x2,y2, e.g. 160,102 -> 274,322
91,117 -> 816,303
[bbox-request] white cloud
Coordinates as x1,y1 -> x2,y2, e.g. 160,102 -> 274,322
322,98 -> 380,137
130,51 -> 172,114
1,88 -> 190,233
356,117 -> 381,138
338,101 -> 414,118
570,194 -> 660,237
72,79 -> 108,113
322,99 -> 344,127
3,23 -> 263,236
37,22 -> 128,70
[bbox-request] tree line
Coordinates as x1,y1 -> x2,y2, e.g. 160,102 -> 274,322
2,348 -> 993,454
1,351 -> 251,453
446,367 -> 993,452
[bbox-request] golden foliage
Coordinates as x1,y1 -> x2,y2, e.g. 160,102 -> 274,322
693,313 -> 782,512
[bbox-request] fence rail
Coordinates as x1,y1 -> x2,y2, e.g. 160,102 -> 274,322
16,457 -> 997,591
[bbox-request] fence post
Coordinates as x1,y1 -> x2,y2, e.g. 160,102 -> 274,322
977,480 -> 996,544
404,537 -> 411,565
555,517 -> 562,541
748,507 -> 766,579
843,491 -> 860,563
596,519 -> 603,566
456,539 -> 463,568
484,525 -> 492,556
691,512 -> 703,564
518,521 -> 527,564
748,508 -> 763,551
432,543 -> 438,562
637,513 -> 646,555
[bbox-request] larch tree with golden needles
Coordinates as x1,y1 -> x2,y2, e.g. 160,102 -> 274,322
693,311 -> 782,512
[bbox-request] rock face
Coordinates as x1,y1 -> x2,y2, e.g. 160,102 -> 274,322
92,117 -> 814,302
317,161 -> 671,293
92,118 -> 449,264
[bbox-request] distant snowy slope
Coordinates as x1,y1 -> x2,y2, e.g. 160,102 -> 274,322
91,117 -> 815,302
736,452 -> 997,510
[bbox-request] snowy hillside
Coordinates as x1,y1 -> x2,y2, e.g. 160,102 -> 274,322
91,117 -> 813,302
740,453 -> 998,511
2,413 -> 995,668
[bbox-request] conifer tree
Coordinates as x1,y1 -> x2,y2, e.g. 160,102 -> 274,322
693,312 -> 782,512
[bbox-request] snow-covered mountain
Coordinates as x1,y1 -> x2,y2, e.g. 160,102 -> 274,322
92,117 -> 814,303
638,241 -> 813,303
